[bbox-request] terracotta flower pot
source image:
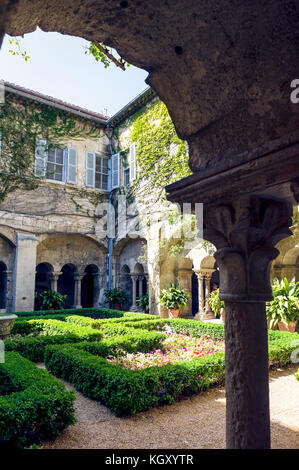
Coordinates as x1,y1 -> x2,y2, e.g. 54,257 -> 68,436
278,321 -> 297,332
168,308 -> 180,318
113,303 -> 122,311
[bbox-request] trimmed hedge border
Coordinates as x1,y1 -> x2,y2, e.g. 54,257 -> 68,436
11,319 -> 103,342
45,344 -> 225,416
0,352 -> 75,445
13,307 -> 124,318
5,335 -> 83,362
5,330 -> 166,362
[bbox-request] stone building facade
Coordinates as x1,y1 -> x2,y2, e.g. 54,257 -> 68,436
0,82 -> 298,317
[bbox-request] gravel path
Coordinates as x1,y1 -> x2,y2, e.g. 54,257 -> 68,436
40,364 -> 299,449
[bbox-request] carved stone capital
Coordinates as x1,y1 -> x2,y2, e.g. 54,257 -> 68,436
203,196 -> 293,302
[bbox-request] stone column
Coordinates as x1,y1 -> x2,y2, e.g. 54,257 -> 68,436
138,275 -> 143,298
92,272 -> 101,307
130,274 -> 138,311
203,272 -> 214,320
50,272 -> 62,292
203,196 -> 293,449
144,274 -> 149,293
194,271 -> 205,320
5,270 -> 12,313
73,274 -> 84,309
12,233 -> 37,312
98,272 -> 106,307
177,268 -> 192,318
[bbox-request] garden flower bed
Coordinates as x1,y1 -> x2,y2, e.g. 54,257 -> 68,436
108,330 -> 225,370
3,308 -> 299,430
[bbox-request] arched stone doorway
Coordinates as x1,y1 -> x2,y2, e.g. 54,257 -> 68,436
0,262 -> 7,310
191,271 -> 198,316
34,262 -> 54,310
119,264 -> 132,311
58,264 -> 77,309
81,264 -> 99,308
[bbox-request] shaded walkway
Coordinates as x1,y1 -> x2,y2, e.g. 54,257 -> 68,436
40,365 -> 299,449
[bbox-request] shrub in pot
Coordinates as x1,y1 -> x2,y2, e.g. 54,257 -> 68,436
209,288 -> 225,322
160,282 -> 190,318
266,277 -> 299,332
104,289 -> 128,310
36,290 -> 66,311
136,293 -> 149,313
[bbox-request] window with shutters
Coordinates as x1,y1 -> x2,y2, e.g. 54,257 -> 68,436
123,166 -> 130,186
47,146 -> 64,181
85,151 -> 109,190
95,153 -> 109,190
35,140 -> 77,184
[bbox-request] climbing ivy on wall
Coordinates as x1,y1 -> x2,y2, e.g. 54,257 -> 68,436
0,93 -> 102,203
127,99 -> 192,189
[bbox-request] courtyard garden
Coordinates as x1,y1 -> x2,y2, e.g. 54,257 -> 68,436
0,306 -> 298,447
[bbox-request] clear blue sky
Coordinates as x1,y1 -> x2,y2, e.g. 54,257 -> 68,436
0,28 -> 148,117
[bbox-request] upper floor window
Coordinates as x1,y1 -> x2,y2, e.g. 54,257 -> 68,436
121,143 -> 136,187
47,147 -> 64,181
35,139 -> 77,184
86,151 -> 109,190
123,166 -> 130,186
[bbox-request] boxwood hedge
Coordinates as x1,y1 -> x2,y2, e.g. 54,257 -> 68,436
44,344 -> 225,416
0,352 -> 75,446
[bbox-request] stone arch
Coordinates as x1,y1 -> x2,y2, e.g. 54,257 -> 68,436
81,264 -> 99,308
0,261 -> 7,310
0,233 -> 15,272
281,247 -> 299,282
58,263 -> 77,309
119,264 -> 132,310
133,262 -> 144,274
36,234 -> 106,274
34,262 -> 54,310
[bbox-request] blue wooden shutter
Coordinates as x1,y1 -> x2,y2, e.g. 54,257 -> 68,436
111,153 -> 120,189
85,151 -> 95,187
66,147 -> 77,184
129,142 -> 136,181
35,139 -> 47,177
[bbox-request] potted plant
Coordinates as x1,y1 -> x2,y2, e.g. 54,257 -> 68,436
266,277 -> 299,332
136,293 -> 149,313
36,290 -> 66,310
209,288 -> 225,322
160,282 -> 190,318
104,288 -> 128,310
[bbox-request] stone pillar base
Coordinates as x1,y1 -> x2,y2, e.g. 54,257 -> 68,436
194,312 -> 215,321
130,305 -> 139,312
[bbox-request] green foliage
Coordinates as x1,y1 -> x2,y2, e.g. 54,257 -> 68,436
87,42 -> 130,69
8,36 -> 30,61
13,306 -> 125,319
35,290 -> 66,310
266,278 -> 299,328
0,352 -> 75,446
127,100 -> 191,190
160,283 -> 190,310
4,334 -> 82,362
45,344 -> 225,416
104,288 -> 128,306
209,289 -> 225,316
136,293 -> 149,312
12,319 -> 103,342
295,369 -> 299,381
